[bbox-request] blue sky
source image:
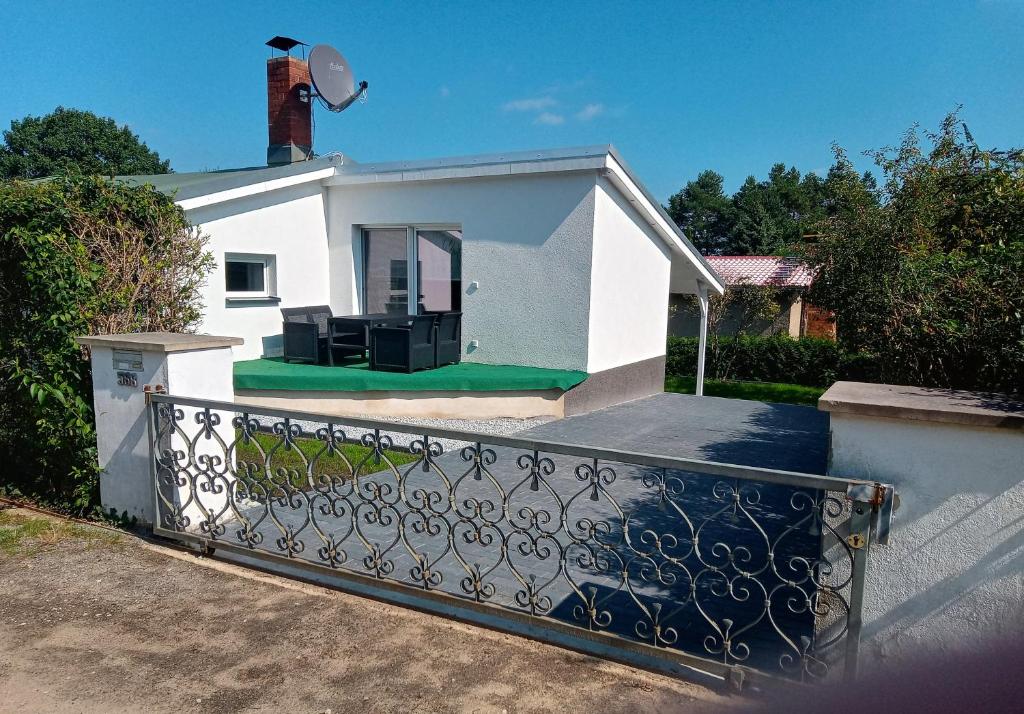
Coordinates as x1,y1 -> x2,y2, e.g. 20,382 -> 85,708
4,1 -> 1022,199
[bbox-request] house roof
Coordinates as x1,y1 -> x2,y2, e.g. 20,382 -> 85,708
116,155 -> 345,202
705,256 -> 813,288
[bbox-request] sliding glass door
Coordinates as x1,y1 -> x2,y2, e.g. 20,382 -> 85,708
361,227 -> 461,315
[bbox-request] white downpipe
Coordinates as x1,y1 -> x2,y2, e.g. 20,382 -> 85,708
696,282 -> 709,397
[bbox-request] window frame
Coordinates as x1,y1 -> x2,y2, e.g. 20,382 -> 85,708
359,225 -> 461,315
224,252 -> 277,301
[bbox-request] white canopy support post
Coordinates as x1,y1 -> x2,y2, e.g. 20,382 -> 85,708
695,282 -> 709,397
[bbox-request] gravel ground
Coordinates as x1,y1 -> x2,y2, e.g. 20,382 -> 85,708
252,413 -> 555,454
0,508 -> 734,713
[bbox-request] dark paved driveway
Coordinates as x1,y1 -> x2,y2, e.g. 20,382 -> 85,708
218,393 -> 834,678
520,392 -> 830,474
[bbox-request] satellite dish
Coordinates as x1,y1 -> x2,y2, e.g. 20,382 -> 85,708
308,44 -> 368,112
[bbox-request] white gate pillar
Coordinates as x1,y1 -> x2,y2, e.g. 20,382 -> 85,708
77,333 -> 242,524
695,282 -> 709,397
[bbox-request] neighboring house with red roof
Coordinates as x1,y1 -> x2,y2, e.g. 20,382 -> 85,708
669,256 -> 836,339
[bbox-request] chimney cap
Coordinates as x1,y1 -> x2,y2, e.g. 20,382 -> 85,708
266,36 -> 307,54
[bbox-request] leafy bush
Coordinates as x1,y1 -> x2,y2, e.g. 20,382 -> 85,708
666,335 -> 880,387
0,175 -> 212,513
801,113 -> 1024,393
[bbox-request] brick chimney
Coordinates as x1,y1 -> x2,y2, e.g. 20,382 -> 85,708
266,56 -> 312,166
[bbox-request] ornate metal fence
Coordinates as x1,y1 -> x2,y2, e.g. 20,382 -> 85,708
147,393 -> 892,688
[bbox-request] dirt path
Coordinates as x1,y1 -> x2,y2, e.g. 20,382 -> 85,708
0,509 -> 732,713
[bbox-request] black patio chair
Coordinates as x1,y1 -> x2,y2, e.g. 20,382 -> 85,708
433,311 -> 462,367
370,315 -> 437,373
281,306 -> 332,364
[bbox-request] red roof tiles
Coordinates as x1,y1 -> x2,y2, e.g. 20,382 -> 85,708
706,256 -> 813,288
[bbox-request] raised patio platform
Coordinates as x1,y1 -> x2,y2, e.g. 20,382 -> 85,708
233,358 -> 589,419
234,358 -> 587,392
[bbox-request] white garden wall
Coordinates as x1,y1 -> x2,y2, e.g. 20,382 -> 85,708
820,383 -> 1024,670
187,183 -> 331,361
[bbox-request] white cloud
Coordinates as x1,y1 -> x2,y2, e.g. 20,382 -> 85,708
502,96 -> 557,112
534,112 -> 565,126
575,103 -> 605,121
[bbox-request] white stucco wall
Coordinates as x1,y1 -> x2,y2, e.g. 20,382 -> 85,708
87,343 -> 235,524
326,172 -> 598,371
828,413 -> 1024,668
587,178 -> 671,373
89,345 -> 166,523
187,183 -> 331,360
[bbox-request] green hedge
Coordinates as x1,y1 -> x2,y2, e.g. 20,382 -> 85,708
666,336 -> 881,388
0,175 -> 211,514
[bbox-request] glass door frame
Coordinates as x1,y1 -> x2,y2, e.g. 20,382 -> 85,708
359,225 -> 461,316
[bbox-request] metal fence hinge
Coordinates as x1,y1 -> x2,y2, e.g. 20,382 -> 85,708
846,482 -> 897,546
873,484 -> 896,545
143,383 -> 166,404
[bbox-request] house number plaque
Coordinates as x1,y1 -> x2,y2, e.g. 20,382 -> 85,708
113,349 -> 142,388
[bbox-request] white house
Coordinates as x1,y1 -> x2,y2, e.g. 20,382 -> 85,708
121,52 -> 723,417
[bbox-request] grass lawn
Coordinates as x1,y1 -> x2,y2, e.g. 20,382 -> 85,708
665,376 -> 826,406
0,509 -> 121,557
234,430 -> 419,489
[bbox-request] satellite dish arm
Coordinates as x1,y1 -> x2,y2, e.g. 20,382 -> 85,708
325,80 -> 368,113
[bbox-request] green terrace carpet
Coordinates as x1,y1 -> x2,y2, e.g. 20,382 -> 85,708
234,358 -> 588,393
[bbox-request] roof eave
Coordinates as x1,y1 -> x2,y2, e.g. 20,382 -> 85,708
174,166 -> 337,211
140,142 -> 724,295
322,145 -> 613,186
118,157 -> 344,210
601,148 -> 725,294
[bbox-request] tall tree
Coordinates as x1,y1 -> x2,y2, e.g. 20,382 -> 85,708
668,162 -> 879,256
0,107 -> 170,179
666,170 -> 735,254
730,164 -> 833,255
731,174 -> 786,254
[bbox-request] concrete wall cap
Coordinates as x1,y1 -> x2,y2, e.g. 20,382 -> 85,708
819,381 -> 1024,430
76,332 -> 243,353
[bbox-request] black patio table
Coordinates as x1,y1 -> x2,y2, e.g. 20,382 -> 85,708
329,313 -> 415,329
326,313 -> 414,364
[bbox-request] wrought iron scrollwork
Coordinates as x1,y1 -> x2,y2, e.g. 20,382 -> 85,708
151,400 -> 864,682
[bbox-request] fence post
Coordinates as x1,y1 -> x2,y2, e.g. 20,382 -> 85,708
76,333 -> 242,524
842,496 -> 874,681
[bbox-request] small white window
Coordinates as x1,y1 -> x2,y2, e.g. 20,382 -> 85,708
225,253 -> 276,299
